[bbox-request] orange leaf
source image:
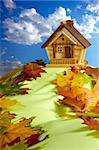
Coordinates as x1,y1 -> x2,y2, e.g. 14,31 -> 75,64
80,116 -> 99,130
85,66 -> 99,81
92,102 -> 99,113
0,97 -> 17,109
57,86 -> 77,98
58,96 -> 85,112
0,117 -> 36,148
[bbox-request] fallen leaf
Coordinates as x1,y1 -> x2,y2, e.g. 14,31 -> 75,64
23,63 -> 46,79
0,117 -> 42,148
0,97 -> 17,110
58,96 -> 85,112
57,86 -> 77,98
85,66 -> 99,81
92,102 -> 99,113
0,83 -> 30,97
71,72 -> 92,88
80,116 -> 99,130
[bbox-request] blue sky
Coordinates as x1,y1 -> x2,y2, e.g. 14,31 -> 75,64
0,0 -> 99,74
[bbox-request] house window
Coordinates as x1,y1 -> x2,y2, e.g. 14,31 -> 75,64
58,46 -> 63,52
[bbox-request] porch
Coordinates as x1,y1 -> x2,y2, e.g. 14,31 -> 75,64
50,58 -> 77,64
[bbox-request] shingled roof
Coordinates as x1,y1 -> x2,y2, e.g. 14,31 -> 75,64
41,20 -> 91,48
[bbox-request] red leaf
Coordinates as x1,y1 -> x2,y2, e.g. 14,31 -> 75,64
85,66 -> 99,81
92,102 -> 99,113
80,116 -> 99,130
25,132 -> 41,147
57,86 -> 77,98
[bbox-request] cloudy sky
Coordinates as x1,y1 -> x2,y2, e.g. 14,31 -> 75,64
0,0 -> 99,74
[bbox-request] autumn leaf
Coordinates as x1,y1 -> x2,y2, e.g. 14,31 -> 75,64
57,86 -> 77,98
0,112 -> 16,128
0,67 -> 22,84
92,102 -> 99,113
80,116 -> 99,130
0,97 -> 17,110
58,96 -> 85,112
4,142 -> 27,150
70,66 -> 80,73
85,66 -> 99,81
23,63 -> 46,79
0,117 -> 42,148
0,83 -> 30,97
71,72 -> 92,88
34,59 -> 46,67
12,63 -> 46,85
58,86 -> 98,112
92,79 -> 99,98
54,71 -> 75,88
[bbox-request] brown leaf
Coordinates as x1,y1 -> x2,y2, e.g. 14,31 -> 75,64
58,96 -> 85,112
85,66 -> 99,81
57,86 -> 77,98
80,116 -> 99,130
0,117 -> 37,148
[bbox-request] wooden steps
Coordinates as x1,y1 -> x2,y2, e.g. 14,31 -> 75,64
46,63 -> 85,68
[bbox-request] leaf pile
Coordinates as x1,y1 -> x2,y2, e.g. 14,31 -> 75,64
0,62 -> 47,149
52,66 -> 99,131
52,66 -> 99,113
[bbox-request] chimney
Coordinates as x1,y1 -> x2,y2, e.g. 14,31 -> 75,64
61,20 -> 73,27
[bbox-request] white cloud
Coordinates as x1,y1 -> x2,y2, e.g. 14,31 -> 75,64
67,8 -> 71,13
86,2 -> 99,15
3,7 -> 69,45
3,6 -> 99,45
0,49 -> 6,56
73,14 -> 99,39
4,18 -> 42,45
3,0 -> 16,9
76,5 -> 82,9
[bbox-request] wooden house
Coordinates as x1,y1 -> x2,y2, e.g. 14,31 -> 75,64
41,20 -> 91,67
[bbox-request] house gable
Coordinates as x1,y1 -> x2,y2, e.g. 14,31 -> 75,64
41,20 -> 91,48
53,34 -> 74,45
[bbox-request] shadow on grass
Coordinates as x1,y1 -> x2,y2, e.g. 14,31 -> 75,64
68,126 -> 99,139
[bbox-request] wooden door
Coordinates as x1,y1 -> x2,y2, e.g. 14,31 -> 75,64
65,46 -> 71,58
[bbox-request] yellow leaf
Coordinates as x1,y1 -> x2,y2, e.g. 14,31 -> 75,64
0,97 -> 17,109
56,74 -> 68,87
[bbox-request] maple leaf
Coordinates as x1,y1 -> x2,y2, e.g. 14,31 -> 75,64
23,63 -> 46,79
55,71 -> 75,88
0,82 -> 29,97
12,63 -> 46,85
0,67 -> 22,84
80,116 -> 99,130
71,72 -> 92,88
92,102 -> 99,113
85,66 -> 99,81
4,142 -> 27,150
0,97 -> 17,110
34,59 -> 46,67
0,112 -> 16,128
58,96 -> 85,112
93,79 -> 99,98
70,66 -> 80,73
0,117 -> 42,148
58,86 -> 98,112
57,86 -> 77,98
56,74 -> 70,87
